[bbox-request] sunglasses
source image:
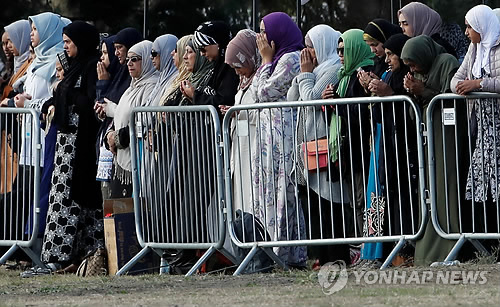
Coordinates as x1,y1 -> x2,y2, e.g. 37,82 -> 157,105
151,50 -> 158,58
337,47 -> 344,55
126,56 -> 142,63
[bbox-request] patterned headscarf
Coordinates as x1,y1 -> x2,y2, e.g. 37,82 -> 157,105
398,2 -> 442,37
225,29 -> 260,90
193,20 -> 232,51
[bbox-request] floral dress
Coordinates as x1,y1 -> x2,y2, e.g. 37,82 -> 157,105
466,97 -> 500,202
250,51 -> 307,266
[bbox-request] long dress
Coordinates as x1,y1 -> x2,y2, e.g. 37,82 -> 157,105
251,51 -> 307,266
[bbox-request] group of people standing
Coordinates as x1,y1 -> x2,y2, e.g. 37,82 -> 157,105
1,1 -> 500,276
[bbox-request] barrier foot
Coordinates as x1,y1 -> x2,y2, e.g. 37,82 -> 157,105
469,239 -> 490,256
0,244 -> 19,265
116,246 -> 151,276
380,238 -> 406,270
19,246 -> 46,269
233,244 -> 259,276
444,235 -> 466,262
262,247 -> 288,271
185,246 -> 216,277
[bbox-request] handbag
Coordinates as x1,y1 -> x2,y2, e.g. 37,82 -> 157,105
76,248 -> 108,277
302,138 -> 329,171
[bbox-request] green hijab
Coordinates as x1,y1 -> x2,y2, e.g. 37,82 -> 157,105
400,35 -> 459,94
336,29 -> 374,98
187,39 -> 214,89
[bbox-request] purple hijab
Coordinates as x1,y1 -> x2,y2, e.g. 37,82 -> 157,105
262,12 -> 303,73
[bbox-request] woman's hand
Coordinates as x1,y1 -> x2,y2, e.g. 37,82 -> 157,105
14,93 -> 32,108
107,131 -> 117,155
180,80 -> 195,99
368,79 -> 394,97
300,48 -> 316,73
403,73 -> 425,96
322,83 -> 337,100
97,62 -> 110,81
219,105 -> 231,115
256,33 -> 275,65
456,79 -> 481,95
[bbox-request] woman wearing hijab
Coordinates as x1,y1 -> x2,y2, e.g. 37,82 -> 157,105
286,24 -> 348,266
359,19 -> 402,89
397,2 -> 457,58
224,29 -> 260,214
251,12 -> 306,267
145,34 -> 178,107
451,4 -> 500,249
94,28 -> 142,200
160,38 -> 215,273
355,34 -> 419,269
401,35 -> 464,266
322,29 -> 375,243
1,20 -> 31,101
27,21 -> 102,274
106,40 -> 158,198
159,35 -> 192,105
186,20 -> 238,110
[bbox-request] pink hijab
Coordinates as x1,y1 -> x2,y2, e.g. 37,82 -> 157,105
225,29 -> 261,90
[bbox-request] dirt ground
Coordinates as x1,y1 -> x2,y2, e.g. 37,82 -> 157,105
0,262 -> 499,307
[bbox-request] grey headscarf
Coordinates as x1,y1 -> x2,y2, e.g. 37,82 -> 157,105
143,34 -> 179,106
4,20 -> 31,73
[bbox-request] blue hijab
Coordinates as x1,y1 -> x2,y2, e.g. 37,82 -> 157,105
4,20 -> 31,73
28,12 -> 66,82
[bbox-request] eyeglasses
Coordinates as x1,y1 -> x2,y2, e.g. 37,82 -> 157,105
337,47 -> 344,55
151,50 -> 158,58
126,56 -> 142,63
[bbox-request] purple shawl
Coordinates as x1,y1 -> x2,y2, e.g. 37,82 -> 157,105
262,12 -> 303,73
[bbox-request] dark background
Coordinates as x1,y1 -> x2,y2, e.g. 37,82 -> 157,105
1,0 -> 500,52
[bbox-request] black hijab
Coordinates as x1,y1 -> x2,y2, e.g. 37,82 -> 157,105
102,35 -> 120,78
54,21 -> 100,131
383,33 -> 411,95
104,27 -> 143,103
364,19 -> 402,77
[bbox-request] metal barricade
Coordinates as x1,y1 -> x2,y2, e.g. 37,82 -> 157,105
427,93 -> 500,261
0,108 -> 43,268
223,96 -> 427,274
117,105 -> 235,276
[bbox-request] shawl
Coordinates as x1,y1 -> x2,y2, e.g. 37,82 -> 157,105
28,12 -> 66,82
262,12 -> 304,73
307,24 -> 341,80
465,5 -> 500,78
401,35 -> 459,94
143,34 -> 178,107
398,2 -> 442,37
4,20 -> 31,73
114,40 -> 159,179
187,39 -> 214,90
336,29 -> 374,97
225,29 -> 261,90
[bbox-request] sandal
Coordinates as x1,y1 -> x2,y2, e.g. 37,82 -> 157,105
20,263 -> 61,278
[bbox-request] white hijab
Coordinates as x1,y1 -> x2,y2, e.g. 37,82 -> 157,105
114,40 -> 158,177
4,20 -> 31,73
307,24 -> 341,79
466,5 -> 500,78
143,34 -> 179,106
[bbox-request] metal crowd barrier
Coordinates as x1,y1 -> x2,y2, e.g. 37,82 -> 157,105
0,108 -> 43,268
117,105 -> 236,276
427,92 -> 500,261
222,96 -> 427,274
